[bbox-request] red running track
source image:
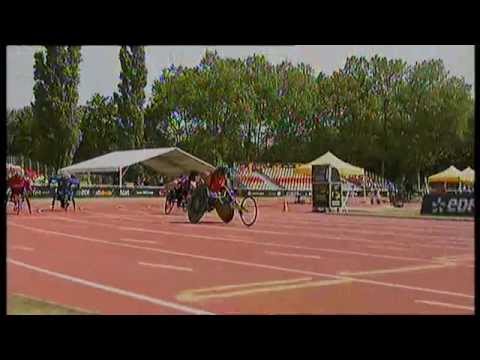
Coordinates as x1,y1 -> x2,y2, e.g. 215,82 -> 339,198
7,198 -> 475,315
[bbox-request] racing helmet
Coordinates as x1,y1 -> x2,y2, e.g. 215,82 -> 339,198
215,166 -> 228,177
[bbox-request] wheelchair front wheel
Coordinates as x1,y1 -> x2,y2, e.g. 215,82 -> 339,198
239,196 -> 258,227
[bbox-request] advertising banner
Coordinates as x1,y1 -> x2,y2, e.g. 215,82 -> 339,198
29,186 -> 164,199
238,190 -> 286,197
421,193 -> 474,217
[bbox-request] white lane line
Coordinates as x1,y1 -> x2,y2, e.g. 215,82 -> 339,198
138,262 -> 193,272
434,255 -> 474,262
29,212 -> 473,254
8,222 -> 474,299
109,211 -> 475,243
366,245 -> 408,252
266,251 -> 324,260
87,212 -> 474,252
266,251 -> 458,276
7,259 -> 213,315
120,238 -> 157,245
415,300 -> 474,312
339,263 -> 457,277
26,216 -> 443,264
10,246 -> 35,252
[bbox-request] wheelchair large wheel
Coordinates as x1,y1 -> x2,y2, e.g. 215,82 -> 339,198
13,195 -> 21,215
239,196 -> 258,227
215,200 -> 235,224
165,195 -> 175,215
181,197 -> 189,213
187,186 -> 208,224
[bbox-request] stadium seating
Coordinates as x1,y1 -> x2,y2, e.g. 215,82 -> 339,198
234,168 -> 281,191
232,164 -> 310,192
232,163 -> 394,194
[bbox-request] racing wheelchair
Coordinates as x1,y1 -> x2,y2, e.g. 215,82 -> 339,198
51,177 -> 79,212
164,188 -> 189,215
7,186 -> 32,215
187,184 -> 258,227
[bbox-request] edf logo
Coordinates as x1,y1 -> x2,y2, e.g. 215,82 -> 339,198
432,197 -> 446,213
433,197 -> 474,214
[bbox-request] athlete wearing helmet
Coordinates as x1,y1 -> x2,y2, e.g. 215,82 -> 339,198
7,167 -> 32,214
197,166 -> 232,210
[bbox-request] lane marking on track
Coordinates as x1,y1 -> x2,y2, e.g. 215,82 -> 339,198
8,222 -> 474,300
434,255 -> 474,262
177,278 -> 351,303
184,277 -> 313,293
119,238 -> 157,245
10,246 -> 35,252
27,211 -> 474,254
138,262 -> 193,272
27,216 -> 446,264
93,210 -> 474,242
7,258 -> 213,315
365,245 -> 409,252
339,263 -> 457,277
84,212 -> 474,251
266,251 -> 461,277
414,300 -> 474,312
266,251 -> 324,260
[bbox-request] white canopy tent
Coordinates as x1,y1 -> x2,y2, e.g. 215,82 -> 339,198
60,147 -> 215,187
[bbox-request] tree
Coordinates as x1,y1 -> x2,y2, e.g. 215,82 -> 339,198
31,46 -> 82,171
7,106 -> 34,158
114,46 -> 148,150
146,50 -> 473,181
74,94 -> 118,162
398,60 -> 473,182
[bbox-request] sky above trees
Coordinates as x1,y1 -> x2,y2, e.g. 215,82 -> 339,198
7,45 -> 474,109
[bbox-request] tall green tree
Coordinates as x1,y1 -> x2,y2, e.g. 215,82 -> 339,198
114,46 -> 148,150
7,106 -> 34,158
398,60 -> 473,182
146,50 -> 474,181
74,94 -> 118,162
31,46 -> 82,170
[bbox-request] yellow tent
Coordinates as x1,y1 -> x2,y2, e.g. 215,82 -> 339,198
428,166 -> 463,184
461,167 -> 475,185
296,151 -> 365,177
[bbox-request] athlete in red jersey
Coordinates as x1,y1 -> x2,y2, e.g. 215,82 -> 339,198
209,170 -> 227,193
7,174 -> 32,214
199,166 -> 231,209
8,175 -> 26,195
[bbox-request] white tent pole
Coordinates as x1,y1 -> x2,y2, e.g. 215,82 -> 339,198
119,167 -> 123,188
